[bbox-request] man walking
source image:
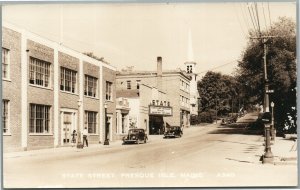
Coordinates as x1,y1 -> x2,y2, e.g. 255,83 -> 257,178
83,127 -> 88,147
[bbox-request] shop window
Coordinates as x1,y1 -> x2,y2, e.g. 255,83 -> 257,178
60,67 -> 77,93
29,104 -> 50,134
85,111 -> 97,134
2,48 -> 10,79
29,57 -> 51,87
84,75 -> 97,97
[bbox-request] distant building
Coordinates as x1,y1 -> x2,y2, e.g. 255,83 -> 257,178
2,22 -> 117,152
184,28 -> 199,119
116,57 -> 192,135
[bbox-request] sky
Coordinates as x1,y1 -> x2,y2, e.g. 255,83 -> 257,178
2,2 -> 296,77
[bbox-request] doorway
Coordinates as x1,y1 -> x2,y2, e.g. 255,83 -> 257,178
61,109 -> 77,146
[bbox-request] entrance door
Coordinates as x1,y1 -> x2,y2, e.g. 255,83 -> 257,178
62,112 -> 74,145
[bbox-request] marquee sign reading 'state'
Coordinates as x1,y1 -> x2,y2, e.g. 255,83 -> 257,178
149,100 -> 172,116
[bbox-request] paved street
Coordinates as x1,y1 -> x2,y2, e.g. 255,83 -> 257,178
3,113 -> 297,188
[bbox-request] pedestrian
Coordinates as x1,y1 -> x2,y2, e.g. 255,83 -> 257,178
71,130 -> 77,147
82,127 -> 88,147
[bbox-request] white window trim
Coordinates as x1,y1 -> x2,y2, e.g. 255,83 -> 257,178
85,111 -> 98,134
29,104 -> 52,134
3,100 -> 11,135
106,81 -> 113,101
29,57 -> 52,88
60,67 -> 77,94
84,75 -> 98,98
2,48 -> 10,80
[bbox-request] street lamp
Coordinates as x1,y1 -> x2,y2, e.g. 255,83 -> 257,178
271,102 -> 275,141
104,102 -> 109,145
261,113 -> 273,164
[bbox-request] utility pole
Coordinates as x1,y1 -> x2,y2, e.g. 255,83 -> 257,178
250,35 -> 277,113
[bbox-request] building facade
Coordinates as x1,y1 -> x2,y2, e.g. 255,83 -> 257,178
116,57 -> 191,135
2,23 -> 117,152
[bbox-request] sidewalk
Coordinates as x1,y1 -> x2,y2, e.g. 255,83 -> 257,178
234,112 -> 297,165
3,140 -> 123,159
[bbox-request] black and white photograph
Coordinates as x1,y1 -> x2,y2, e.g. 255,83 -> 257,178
1,1 -> 298,188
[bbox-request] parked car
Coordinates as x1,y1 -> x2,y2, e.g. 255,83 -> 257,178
164,126 -> 183,138
123,128 -> 148,144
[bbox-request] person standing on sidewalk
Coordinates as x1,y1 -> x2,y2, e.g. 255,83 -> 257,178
82,127 -> 89,147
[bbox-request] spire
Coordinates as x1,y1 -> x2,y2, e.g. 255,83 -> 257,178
187,28 -> 194,62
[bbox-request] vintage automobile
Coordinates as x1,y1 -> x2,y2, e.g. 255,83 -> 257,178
122,128 -> 148,144
164,126 -> 183,138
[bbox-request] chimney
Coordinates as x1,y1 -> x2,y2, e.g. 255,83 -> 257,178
157,56 -> 162,77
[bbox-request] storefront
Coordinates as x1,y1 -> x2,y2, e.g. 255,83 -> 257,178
148,100 -> 172,135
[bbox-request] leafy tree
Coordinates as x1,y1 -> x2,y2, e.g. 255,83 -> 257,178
236,17 -> 296,132
83,52 -> 110,64
197,71 -> 239,118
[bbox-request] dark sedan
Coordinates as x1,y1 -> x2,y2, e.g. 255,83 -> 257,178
123,128 -> 148,144
164,126 -> 183,138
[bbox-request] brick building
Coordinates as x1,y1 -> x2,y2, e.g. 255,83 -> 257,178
2,22 -> 117,152
116,57 -> 191,135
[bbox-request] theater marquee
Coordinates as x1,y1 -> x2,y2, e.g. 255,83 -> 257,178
149,105 -> 173,116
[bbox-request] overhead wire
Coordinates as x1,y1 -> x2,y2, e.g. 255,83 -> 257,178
246,2 -> 259,37
267,2 -> 272,27
254,2 -> 262,37
233,3 -> 248,39
261,2 -> 269,34
239,3 -> 251,33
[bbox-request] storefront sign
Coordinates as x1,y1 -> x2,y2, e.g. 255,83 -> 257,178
149,105 -> 173,116
151,100 -> 170,107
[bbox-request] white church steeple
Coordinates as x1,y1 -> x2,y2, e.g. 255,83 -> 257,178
184,28 -> 197,74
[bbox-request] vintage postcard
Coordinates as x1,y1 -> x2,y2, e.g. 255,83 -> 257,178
1,1 -> 297,188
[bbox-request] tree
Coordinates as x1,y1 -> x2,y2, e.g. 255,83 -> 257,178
236,17 -> 296,132
83,52 -> 110,64
197,71 -> 239,118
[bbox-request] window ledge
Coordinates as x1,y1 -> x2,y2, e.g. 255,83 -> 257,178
2,78 -> 11,82
106,100 -> 114,103
60,90 -> 79,96
29,84 -> 53,91
88,134 -> 99,136
3,133 -> 12,136
84,96 -> 99,100
29,133 -> 53,136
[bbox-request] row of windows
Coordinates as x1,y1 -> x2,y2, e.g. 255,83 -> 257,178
125,80 -> 141,90
2,101 -> 103,135
180,95 -> 190,108
2,48 -> 113,100
180,79 -> 190,92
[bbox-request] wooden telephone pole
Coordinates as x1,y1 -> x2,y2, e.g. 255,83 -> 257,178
250,36 -> 277,113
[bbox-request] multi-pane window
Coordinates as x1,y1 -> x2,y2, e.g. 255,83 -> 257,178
2,100 -> 9,133
127,80 -> 131,89
136,80 -> 141,90
106,81 -> 113,101
29,104 -> 50,134
2,48 -> 10,79
84,75 -> 97,97
29,57 -> 51,87
60,67 -> 77,93
85,111 -> 97,134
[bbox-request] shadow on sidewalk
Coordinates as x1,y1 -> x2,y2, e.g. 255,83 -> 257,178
209,122 -> 263,136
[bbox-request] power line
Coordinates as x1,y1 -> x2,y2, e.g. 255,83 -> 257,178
267,2 -> 272,27
239,3 -> 251,33
254,2 -> 262,36
195,60 -> 238,75
233,4 -> 247,39
247,3 -> 259,37
261,2 -> 269,33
